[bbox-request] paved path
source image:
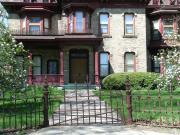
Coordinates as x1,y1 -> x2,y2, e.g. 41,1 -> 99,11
49,90 -> 121,125
29,126 -> 180,135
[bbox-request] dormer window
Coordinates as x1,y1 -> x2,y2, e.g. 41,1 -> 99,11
68,11 -> 91,33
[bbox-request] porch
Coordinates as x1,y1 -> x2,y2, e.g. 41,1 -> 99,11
27,47 -> 100,86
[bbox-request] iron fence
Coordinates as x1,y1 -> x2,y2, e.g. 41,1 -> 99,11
0,77 -> 179,134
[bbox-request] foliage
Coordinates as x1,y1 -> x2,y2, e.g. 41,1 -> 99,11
102,72 -> 159,90
154,47 -> 180,90
0,6 -> 30,92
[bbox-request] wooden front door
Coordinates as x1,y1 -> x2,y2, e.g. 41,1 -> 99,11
70,49 -> 88,83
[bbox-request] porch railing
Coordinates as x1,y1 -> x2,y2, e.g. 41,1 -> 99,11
10,29 -> 65,36
29,74 -> 64,85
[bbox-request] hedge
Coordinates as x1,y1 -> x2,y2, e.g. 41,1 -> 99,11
102,72 -> 159,90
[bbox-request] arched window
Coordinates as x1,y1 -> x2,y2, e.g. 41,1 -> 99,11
99,52 -> 110,77
124,52 -> 136,72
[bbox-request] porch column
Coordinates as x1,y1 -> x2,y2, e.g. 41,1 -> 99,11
59,49 -> 64,85
94,49 -> 100,85
28,51 -> 33,85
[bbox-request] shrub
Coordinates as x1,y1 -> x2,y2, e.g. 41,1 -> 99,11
102,72 -> 159,90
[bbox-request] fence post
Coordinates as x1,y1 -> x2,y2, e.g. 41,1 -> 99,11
43,78 -> 49,127
125,76 -> 133,125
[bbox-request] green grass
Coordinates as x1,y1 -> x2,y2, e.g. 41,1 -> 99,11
94,88 -> 180,126
0,86 -> 64,132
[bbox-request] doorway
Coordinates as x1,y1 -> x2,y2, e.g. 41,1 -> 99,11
69,49 -> 89,83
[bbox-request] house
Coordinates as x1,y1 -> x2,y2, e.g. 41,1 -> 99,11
1,0 -> 179,87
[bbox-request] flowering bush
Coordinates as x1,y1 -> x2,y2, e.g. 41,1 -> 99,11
0,22 -> 31,92
155,47 -> 180,90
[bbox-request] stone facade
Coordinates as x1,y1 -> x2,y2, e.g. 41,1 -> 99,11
8,14 -> 20,31
5,3 -> 150,85
92,8 -> 148,73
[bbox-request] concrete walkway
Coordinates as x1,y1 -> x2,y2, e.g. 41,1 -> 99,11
29,126 -> 180,135
49,90 -> 121,125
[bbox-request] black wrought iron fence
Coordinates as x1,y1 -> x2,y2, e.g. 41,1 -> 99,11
0,83 -> 64,134
0,77 -> 179,134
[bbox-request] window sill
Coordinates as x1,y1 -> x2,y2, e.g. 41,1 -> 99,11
101,34 -> 112,38
123,35 -> 137,38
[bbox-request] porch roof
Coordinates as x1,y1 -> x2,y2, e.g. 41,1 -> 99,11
14,34 -> 103,45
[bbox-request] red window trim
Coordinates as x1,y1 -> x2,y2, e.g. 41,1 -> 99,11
160,15 -> 177,35
22,16 -> 51,34
67,11 -> 91,33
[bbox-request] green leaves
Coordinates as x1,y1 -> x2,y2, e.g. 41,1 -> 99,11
0,20 -> 31,92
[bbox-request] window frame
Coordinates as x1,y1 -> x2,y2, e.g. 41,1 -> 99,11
99,13 -> 110,35
27,16 -> 50,34
124,52 -> 136,72
99,52 -> 110,78
32,55 -> 42,75
68,11 -> 91,33
124,13 -> 135,36
47,60 -> 59,74
162,16 -> 174,37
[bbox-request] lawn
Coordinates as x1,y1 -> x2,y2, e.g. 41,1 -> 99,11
0,86 -> 64,132
94,87 -> 180,127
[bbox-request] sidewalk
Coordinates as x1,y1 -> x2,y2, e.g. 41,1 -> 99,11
29,126 -> 180,135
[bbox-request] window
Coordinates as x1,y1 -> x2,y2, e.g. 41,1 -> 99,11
44,18 -> 50,33
153,59 -> 160,73
99,52 -> 109,77
86,13 -> 90,32
29,17 -> 41,34
163,16 -> 174,36
68,11 -> 91,33
28,17 -> 50,34
100,13 -> 109,34
152,20 -> 160,40
33,56 -> 41,75
124,14 -> 134,35
47,60 -> 58,74
124,52 -> 136,72
75,11 -> 83,32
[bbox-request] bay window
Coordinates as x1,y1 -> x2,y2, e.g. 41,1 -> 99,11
124,14 -> 134,35
99,52 -> 109,77
28,17 -> 50,34
124,52 -> 136,72
29,17 -> 41,34
99,13 -> 109,34
68,11 -> 91,33
32,56 -> 42,75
